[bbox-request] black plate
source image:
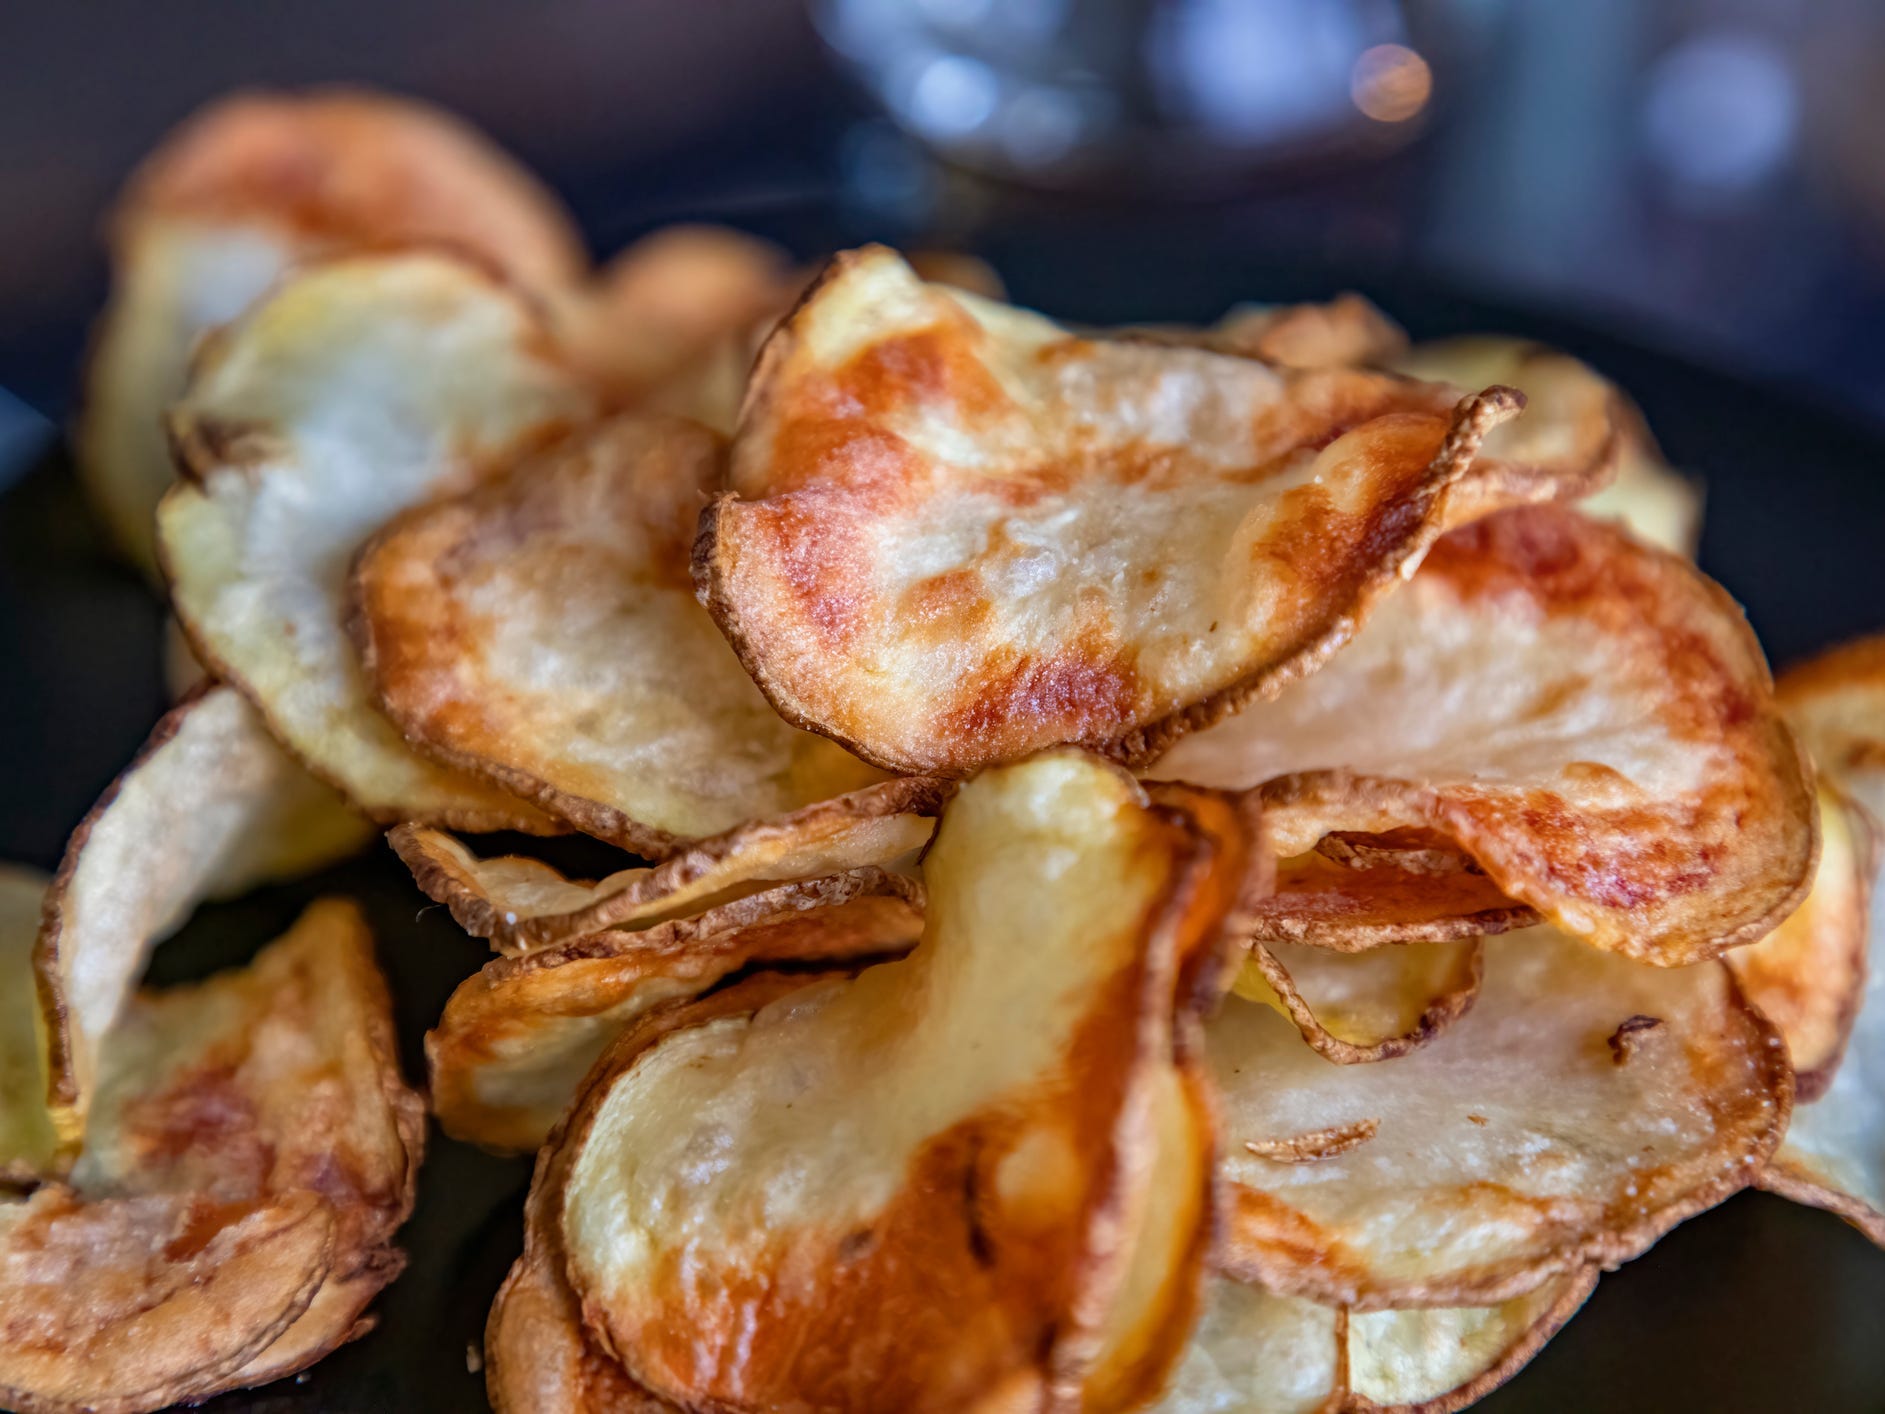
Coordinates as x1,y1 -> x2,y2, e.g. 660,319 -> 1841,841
3,254 -> 1884,1412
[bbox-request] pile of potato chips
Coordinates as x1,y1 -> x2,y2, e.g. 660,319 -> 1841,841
6,85 -> 1879,1412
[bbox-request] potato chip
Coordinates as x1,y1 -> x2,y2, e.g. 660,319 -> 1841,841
35,686 -> 370,1145
430,887 -> 922,1151
1234,938 -> 1483,1064
1250,845 -> 1538,950
0,867 -> 58,1181
74,898 -> 423,1384
1211,925 -> 1790,1307
353,413 -> 885,852
1756,638 -> 1885,1243
1153,505 -> 1816,965
1344,1268 -> 1597,1413
1727,784 -> 1873,1097
552,753 -> 1241,1409
1200,293 -> 1409,369
1143,1278 -> 1342,1414
391,775 -> 943,953
80,88 -> 586,575
0,1185 -> 335,1414
698,245 -> 1624,777
160,252 -> 600,829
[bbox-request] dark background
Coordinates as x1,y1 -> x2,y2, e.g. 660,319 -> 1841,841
3,2 -> 1885,1410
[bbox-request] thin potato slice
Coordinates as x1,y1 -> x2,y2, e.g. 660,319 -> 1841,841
554,753 -> 1243,1410
487,1241 -> 675,1414
1757,639 -> 1885,1242
1206,295 -> 1409,370
1344,1269 -> 1597,1414
0,868 -> 57,1180
159,252 -> 599,829
1212,925 -> 1790,1308
1154,505 -> 1815,965
391,776 -> 943,953
74,898 -> 425,1392
1727,784 -> 1873,1098
1251,847 -> 1537,949
35,686 -> 370,1145
1143,1278 -> 1342,1414
79,87 -> 585,575
700,245 -> 1618,777
430,886 -> 923,1151
0,1186 -> 335,1414
1235,938 -> 1483,1064
353,413 -> 884,852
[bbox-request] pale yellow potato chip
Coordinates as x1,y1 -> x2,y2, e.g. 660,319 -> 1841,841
1212,925 -> 1790,1308
159,252 -> 600,829
552,753 -> 1249,1410
79,87 -> 586,576
352,414 -> 884,852
700,245 -> 1619,777
429,885 -> 922,1152
35,686 -> 369,1145
391,776 -> 943,954
1142,1278 -> 1342,1414
1153,505 -> 1815,965
1235,938 -> 1483,1065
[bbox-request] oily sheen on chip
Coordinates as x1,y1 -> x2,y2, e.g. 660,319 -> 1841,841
698,245 -> 1620,777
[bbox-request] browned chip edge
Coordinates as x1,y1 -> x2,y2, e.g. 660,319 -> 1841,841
1246,939 -> 1484,1065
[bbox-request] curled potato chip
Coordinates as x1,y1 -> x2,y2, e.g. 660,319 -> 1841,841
1154,505 -> 1816,965
35,686 -> 370,1145
1251,845 -> 1538,949
1212,925 -> 1790,1308
74,898 -> 424,1393
79,87 -> 585,575
697,244 -> 1626,777
1344,1268 -> 1597,1414
1757,639 -> 1885,1243
160,252 -> 600,829
1727,784 -> 1873,1098
430,886 -> 923,1152
391,775 -> 943,953
1235,938 -> 1483,1065
553,753 -> 1241,1410
0,868 -> 58,1180
353,413 -> 884,852
0,1185 -> 335,1414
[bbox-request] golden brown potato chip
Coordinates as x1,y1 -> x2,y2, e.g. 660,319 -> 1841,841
1211,925 -> 1790,1308
391,775 -> 943,953
0,868 -> 58,1181
1195,293 -> 1409,369
553,753 -> 1243,1410
79,87 -> 586,575
1250,845 -> 1538,950
1343,1268 -> 1597,1414
35,686 -> 370,1146
160,252 -> 600,830
74,898 -> 424,1393
430,887 -> 923,1152
1154,505 -> 1816,965
0,1185 -> 335,1414
699,245 -> 1622,777
1727,784 -> 1873,1098
1756,639 -> 1885,1243
1235,938 -> 1483,1065
353,413 -> 885,852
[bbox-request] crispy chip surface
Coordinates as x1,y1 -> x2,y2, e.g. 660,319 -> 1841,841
430,888 -> 922,1152
354,413 -> 884,852
159,252 -> 599,828
392,776 -> 941,953
553,753 -> 1232,1410
79,87 -> 585,574
1143,1278 -> 1341,1414
1250,846 -> 1537,949
1758,639 -> 1885,1243
0,868 -> 57,1180
1153,504 -> 1815,964
695,245 -> 1626,776
1235,938 -> 1483,1065
0,1186 -> 334,1414
34,687 -> 369,1145
1212,925 -> 1790,1307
